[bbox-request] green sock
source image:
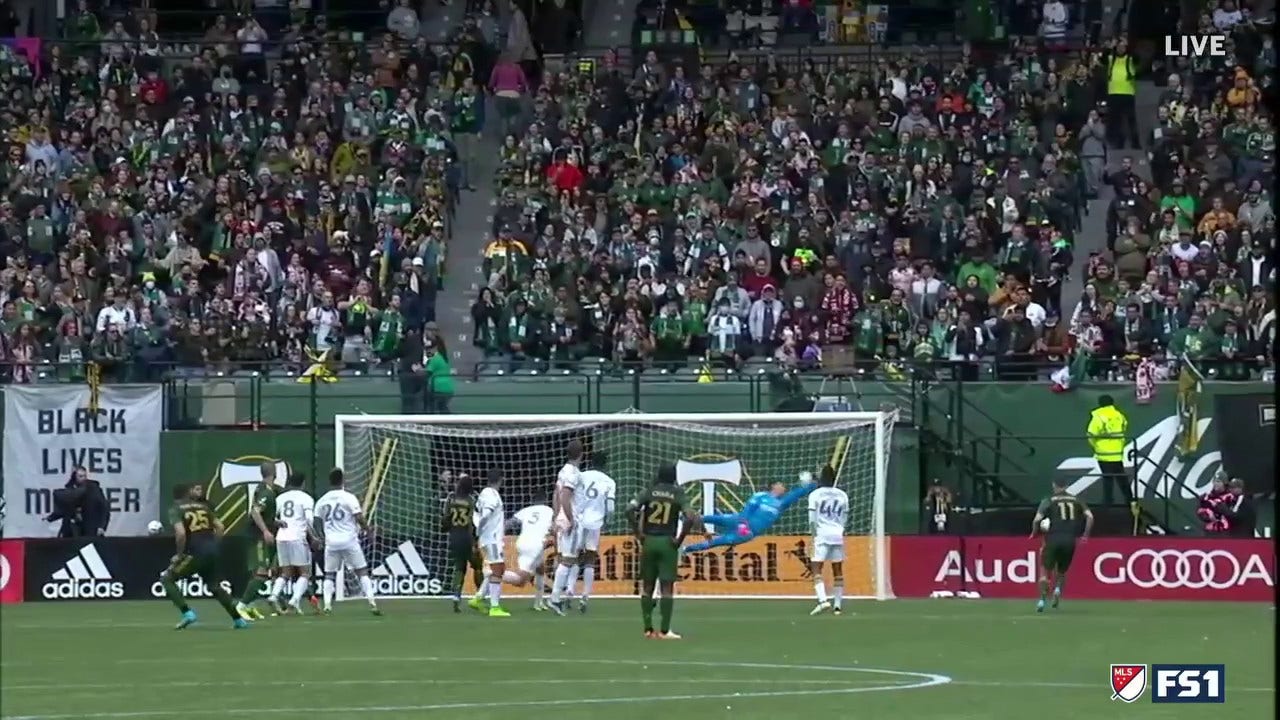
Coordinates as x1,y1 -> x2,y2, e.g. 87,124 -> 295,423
240,576 -> 266,605
1037,579 -> 1048,601
213,587 -> 241,620
659,595 -> 675,633
640,596 -> 655,631
161,577 -> 190,614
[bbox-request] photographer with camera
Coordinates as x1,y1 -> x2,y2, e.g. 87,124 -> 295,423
44,466 -> 110,538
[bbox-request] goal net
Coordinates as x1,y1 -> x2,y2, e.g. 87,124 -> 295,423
333,412 -> 896,600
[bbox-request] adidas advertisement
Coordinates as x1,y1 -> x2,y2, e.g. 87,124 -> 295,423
370,541 -> 446,596
23,537 -> 259,602
40,544 -> 124,600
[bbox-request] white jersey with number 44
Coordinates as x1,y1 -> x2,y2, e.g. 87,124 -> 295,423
574,470 -> 617,529
274,489 -> 315,542
808,487 -> 849,544
315,489 -> 363,548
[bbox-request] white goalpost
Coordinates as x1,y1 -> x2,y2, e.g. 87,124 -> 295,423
333,411 -> 898,600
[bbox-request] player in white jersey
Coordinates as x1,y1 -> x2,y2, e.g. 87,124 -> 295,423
807,465 -> 848,615
565,452 -> 617,613
315,468 -> 379,615
501,500 -> 554,610
548,439 -> 584,615
470,467 -> 511,618
269,473 -> 318,615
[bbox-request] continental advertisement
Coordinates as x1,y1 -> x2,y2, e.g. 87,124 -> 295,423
495,535 -> 875,598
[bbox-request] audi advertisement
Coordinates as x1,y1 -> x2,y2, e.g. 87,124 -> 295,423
890,536 -> 1276,602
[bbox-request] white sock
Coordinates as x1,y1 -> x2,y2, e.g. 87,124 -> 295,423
359,575 -> 376,606
815,579 -> 828,604
534,572 -> 545,604
550,564 -> 570,603
833,583 -> 844,609
322,577 -> 335,610
487,579 -> 502,608
502,570 -> 523,584
270,577 -> 287,601
474,571 -> 490,599
290,577 -> 309,608
566,565 -> 582,598
582,565 -> 595,600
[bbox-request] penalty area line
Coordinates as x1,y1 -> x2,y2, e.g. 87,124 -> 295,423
0,659 -> 952,720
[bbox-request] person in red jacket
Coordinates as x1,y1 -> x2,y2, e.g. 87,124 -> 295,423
139,69 -> 169,106
740,257 -> 775,300
546,150 -> 584,193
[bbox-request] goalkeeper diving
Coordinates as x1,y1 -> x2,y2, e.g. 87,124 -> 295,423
682,467 -> 824,554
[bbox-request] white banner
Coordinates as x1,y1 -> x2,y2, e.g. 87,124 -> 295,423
2,386 -> 163,538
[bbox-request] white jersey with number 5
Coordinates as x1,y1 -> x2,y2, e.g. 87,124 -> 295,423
808,486 -> 849,545
575,470 -> 617,529
316,489 -> 363,549
474,487 -> 505,546
515,504 -> 554,545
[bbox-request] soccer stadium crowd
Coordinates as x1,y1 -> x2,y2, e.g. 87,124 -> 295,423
0,0 -> 1273,389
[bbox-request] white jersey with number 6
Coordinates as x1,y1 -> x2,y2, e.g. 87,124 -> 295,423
808,486 -> 849,562
514,504 -> 553,573
574,470 -> 616,529
316,488 -> 367,571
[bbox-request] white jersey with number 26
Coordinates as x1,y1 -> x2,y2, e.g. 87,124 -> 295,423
574,470 -> 617,529
808,487 -> 849,544
315,489 -> 363,548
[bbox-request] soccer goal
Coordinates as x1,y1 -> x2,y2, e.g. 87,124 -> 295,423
333,411 -> 898,600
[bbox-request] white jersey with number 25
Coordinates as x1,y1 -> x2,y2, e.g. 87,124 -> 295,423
574,470 -> 617,529
808,487 -> 849,544
315,489 -> 363,548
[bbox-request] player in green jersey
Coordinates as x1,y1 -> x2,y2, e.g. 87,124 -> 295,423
238,461 -> 280,621
441,473 -> 482,613
160,484 -> 248,630
628,462 -> 698,640
1030,480 -> 1094,613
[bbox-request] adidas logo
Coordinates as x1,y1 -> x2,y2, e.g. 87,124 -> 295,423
43,544 -> 124,600
150,576 -> 232,599
371,542 -> 443,596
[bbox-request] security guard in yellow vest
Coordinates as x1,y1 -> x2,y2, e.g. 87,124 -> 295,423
1088,394 -> 1134,506
1105,38 -> 1140,150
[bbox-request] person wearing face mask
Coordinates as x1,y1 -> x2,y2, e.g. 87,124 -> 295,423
748,284 -> 784,358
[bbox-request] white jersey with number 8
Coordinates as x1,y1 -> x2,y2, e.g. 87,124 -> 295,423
275,489 -> 315,542
808,486 -> 849,562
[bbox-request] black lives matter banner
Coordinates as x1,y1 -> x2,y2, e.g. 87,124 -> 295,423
1214,393 -> 1277,494
2,386 -> 162,537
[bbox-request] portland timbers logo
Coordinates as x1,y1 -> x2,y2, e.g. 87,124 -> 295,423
676,454 -> 748,517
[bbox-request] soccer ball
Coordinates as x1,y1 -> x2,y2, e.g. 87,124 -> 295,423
147,520 -> 164,535
798,471 -> 814,485
1039,518 -> 1051,532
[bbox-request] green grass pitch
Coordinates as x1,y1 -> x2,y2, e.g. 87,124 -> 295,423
0,599 -> 1272,719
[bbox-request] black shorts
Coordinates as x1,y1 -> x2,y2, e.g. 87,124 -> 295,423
448,535 -> 476,565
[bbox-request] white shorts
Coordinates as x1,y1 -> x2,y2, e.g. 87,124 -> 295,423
578,525 -> 602,552
324,543 -> 368,573
516,540 -> 544,574
811,541 -> 845,563
480,541 -> 504,566
556,527 -> 583,558
277,539 -> 312,568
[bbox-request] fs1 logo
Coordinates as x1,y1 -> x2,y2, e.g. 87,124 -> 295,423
1164,35 -> 1228,57
1152,665 -> 1226,703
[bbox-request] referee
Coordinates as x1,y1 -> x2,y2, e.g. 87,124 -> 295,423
1088,395 -> 1134,506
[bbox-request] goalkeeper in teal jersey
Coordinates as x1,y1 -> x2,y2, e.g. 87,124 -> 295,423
683,471 -> 819,553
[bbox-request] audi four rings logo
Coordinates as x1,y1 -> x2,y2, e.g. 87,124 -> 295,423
1094,550 -> 1275,590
